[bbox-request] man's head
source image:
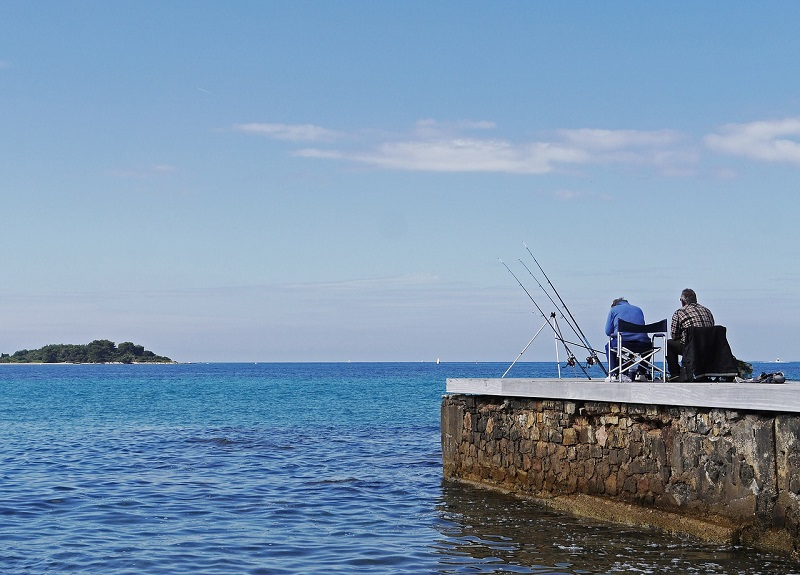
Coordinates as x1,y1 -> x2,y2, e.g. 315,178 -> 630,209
680,288 -> 697,305
612,297 -> 627,307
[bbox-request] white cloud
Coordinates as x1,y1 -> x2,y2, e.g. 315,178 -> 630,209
556,128 -> 696,169
704,118 -> 800,165
557,128 -> 682,151
233,122 -> 339,142
298,138 -> 588,174
240,119 -> 694,175
303,127 -> 686,173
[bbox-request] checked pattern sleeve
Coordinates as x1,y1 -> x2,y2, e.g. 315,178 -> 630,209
670,303 -> 715,343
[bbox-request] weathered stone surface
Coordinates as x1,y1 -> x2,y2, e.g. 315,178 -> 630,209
441,394 -> 800,557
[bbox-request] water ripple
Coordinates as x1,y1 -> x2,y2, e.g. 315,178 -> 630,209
1,363 -> 799,574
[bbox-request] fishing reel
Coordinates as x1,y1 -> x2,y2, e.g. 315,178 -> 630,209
566,354 -> 605,373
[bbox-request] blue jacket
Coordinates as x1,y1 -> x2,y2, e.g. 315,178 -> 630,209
605,300 -> 650,343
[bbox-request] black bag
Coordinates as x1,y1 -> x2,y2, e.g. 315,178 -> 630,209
756,371 -> 786,384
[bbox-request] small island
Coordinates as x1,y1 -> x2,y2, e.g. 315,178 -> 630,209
0,339 -> 174,364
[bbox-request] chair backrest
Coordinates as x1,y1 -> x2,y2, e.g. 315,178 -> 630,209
683,325 -> 738,379
617,319 -> 668,334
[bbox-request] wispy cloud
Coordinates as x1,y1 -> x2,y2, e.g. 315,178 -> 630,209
704,118 -> 800,165
556,128 -> 696,172
297,138 -> 588,174
290,122 -> 689,175
241,118 -> 800,175
557,128 -> 682,150
233,122 -> 340,143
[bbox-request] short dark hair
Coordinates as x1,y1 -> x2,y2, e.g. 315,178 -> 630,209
612,297 -> 627,307
680,288 -> 697,304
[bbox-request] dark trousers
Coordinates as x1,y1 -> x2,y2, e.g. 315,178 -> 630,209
605,342 -> 619,372
667,339 -> 683,378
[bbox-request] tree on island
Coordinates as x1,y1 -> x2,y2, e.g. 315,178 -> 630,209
0,340 -> 174,364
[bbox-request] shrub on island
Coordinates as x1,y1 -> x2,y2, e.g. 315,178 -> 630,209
0,340 -> 174,364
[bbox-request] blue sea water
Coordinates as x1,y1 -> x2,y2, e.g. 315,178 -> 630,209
1,361 -> 799,575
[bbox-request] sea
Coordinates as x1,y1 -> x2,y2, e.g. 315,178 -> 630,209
1,361 -> 799,575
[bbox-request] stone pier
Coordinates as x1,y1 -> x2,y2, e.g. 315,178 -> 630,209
441,378 -> 800,556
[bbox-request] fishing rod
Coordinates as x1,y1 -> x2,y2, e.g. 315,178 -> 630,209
500,259 -> 570,348
519,258 -> 608,375
518,259 -> 598,355
523,242 -> 608,375
500,259 -> 591,379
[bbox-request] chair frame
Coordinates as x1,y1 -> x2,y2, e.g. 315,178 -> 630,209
608,319 -> 668,381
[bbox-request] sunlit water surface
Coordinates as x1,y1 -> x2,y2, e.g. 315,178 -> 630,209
1,362 -> 798,574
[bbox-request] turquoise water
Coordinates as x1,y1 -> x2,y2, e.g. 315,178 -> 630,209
1,362 -> 798,574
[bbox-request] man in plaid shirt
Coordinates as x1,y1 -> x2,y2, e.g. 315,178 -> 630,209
667,288 -> 715,380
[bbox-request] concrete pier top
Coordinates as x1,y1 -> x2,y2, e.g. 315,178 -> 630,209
446,378 -> 800,413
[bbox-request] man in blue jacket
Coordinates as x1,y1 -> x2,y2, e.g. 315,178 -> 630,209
605,297 -> 650,380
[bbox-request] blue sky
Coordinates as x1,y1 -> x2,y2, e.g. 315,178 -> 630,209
1,2 -> 798,362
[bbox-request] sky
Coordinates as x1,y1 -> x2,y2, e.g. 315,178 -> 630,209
1,1 -> 799,363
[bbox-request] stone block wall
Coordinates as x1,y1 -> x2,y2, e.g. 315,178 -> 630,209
441,394 -> 800,555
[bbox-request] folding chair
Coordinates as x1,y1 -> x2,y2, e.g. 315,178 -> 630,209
608,319 -> 668,381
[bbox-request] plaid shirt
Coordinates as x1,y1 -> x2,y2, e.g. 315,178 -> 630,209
671,302 -> 715,343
